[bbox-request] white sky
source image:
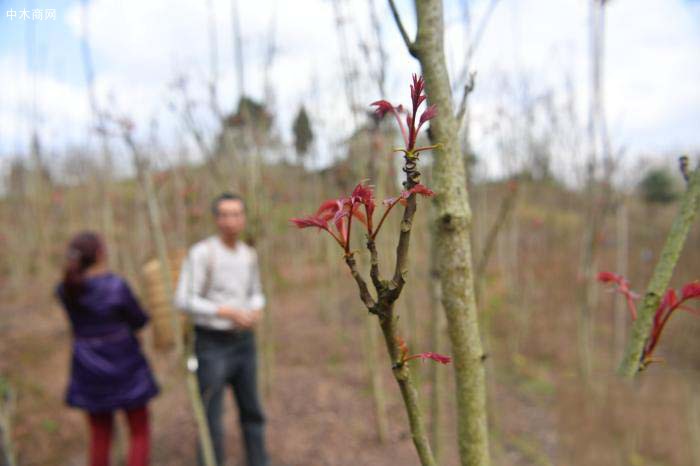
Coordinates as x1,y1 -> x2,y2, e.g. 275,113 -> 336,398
1,0 -> 699,183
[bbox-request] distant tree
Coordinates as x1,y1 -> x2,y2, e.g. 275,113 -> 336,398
225,96 -> 273,138
292,105 -> 314,161
640,168 -> 677,204
7,159 -> 28,198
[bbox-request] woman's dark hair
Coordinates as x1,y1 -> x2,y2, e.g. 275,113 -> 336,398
62,231 -> 104,300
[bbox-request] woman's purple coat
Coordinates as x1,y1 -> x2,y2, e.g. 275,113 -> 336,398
55,273 -> 159,413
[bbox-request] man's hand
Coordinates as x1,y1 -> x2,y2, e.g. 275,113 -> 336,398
216,306 -> 260,329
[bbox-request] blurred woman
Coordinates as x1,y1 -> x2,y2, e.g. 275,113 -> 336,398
54,231 -> 159,466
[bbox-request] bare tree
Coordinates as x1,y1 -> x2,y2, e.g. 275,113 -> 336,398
119,122 -> 217,466
577,0 -> 616,380
80,0 -> 119,271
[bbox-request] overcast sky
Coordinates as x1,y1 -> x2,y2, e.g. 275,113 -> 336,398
1,0 -> 699,181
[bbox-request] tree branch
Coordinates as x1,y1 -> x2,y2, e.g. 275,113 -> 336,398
392,194 -> 417,290
476,180 -> 518,278
378,313 -> 437,466
367,237 -> 384,291
392,154 -> 420,290
368,0 -> 388,96
453,0 -> 500,94
388,0 -> 417,57
455,71 -> 476,123
618,162 -> 700,376
465,0 -> 500,66
345,252 -> 377,311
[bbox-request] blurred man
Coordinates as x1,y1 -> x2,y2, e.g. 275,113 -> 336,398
174,192 -> 268,466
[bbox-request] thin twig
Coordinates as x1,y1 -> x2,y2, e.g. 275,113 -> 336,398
206,0 -> 224,120
367,237 -> 384,291
453,0 -> 500,93
345,253 -> 377,311
392,194 -> 417,290
465,0 -> 500,66
392,154 -> 420,289
372,197 -> 401,240
455,71 -> 476,122
476,181 -> 518,278
368,0 -> 388,96
387,0 -> 417,56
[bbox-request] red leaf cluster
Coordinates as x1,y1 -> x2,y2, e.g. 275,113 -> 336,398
371,74 -> 438,152
290,181 -> 434,249
643,281 -> 700,366
598,272 -> 700,368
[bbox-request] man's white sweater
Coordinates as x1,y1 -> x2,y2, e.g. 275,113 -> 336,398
174,235 -> 266,331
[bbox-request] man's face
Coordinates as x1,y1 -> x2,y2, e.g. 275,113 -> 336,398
214,199 -> 246,237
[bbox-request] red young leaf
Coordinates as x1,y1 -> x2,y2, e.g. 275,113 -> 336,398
371,74 -> 436,152
326,199 -> 366,227
314,197 -> 367,249
405,352 -> 452,365
351,182 -> 375,218
371,100 -> 409,148
597,271 -> 639,319
289,215 -> 327,230
402,184 -> 435,199
418,104 -> 437,127
317,199 -> 344,220
317,199 -> 347,235
371,100 -> 397,118
681,282 -> 700,301
642,282 -> 700,368
351,182 -> 376,232
352,207 -> 368,225
597,271 -> 618,283
410,74 -> 426,111
351,182 -> 373,203
290,213 -> 345,248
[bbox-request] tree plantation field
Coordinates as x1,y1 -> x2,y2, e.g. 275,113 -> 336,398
2,173 -> 699,466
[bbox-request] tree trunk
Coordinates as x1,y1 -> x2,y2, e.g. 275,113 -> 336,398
412,2 -> 490,464
364,315 -> 389,443
428,205 -> 446,463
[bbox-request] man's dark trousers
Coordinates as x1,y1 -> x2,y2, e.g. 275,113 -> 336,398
195,326 -> 268,466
